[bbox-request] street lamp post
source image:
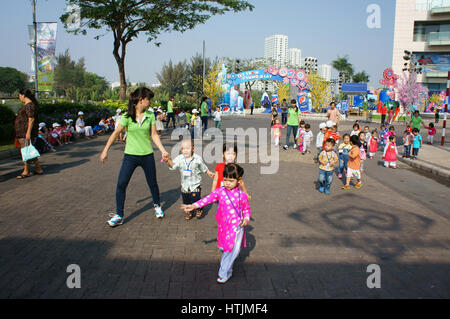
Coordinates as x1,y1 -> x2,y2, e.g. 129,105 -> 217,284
32,0 -> 39,99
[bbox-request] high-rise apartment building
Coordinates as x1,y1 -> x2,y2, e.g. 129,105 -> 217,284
318,64 -> 332,81
264,34 -> 289,67
303,57 -> 318,74
288,48 -> 302,67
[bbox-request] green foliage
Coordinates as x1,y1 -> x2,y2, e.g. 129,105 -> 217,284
0,67 -> 30,95
0,105 -> 18,144
156,60 -> 187,96
102,99 -> 128,111
353,71 -> 370,83
60,0 -> 254,100
54,49 -> 109,101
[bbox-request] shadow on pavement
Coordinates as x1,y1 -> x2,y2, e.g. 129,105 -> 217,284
0,236 -> 449,298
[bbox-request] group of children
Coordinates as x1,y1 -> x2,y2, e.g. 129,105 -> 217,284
271,118 -> 314,155
159,140 -> 250,284
315,119 -> 433,194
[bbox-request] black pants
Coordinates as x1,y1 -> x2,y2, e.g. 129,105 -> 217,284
201,116 -> 208,134
181,187 -> 201,213
166,112 -> 176,128
116,153 -> 160,217
381,114 -> 386,124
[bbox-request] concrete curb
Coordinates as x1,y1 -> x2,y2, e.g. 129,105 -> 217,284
398,157 -> 450,179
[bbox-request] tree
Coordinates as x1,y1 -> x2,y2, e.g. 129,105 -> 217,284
54,49 -> 85,98
308,73 -> 331,112
332,55 -> 353,83
395,71 -> 428,113
156,60 -> 187,96
352,71 -> 370,83
204,62 -> 226,108
0,67 -> 29,95
276,82 -> 290,103
186,53 -> 212,96
61,0 -> 254,101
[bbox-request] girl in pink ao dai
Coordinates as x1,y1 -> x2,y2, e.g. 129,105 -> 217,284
181,163 -> 251,284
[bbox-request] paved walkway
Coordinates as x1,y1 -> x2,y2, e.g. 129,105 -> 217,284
0,115 -> 449,298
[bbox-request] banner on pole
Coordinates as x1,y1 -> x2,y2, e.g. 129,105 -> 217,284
28,22 -> 57,92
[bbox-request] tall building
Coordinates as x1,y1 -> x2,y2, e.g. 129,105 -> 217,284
392,0 -> 450,92
318,64 -> 332,81
264,34 -> 288,67
288,48 -> 302,67
303,57 -> 318,74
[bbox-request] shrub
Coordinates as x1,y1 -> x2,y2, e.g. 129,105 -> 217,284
0,104 -> 15,125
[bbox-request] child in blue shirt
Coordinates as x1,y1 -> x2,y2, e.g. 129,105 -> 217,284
379,125 -> 388,146
411,128 -> 422,160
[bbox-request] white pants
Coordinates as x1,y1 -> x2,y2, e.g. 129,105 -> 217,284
428,135 -> 433,144
384,161 -> 397,168
77,126 -> 94,136
218,227 -> 244,281
369,152 -> 376,158
273,136 -> 280,146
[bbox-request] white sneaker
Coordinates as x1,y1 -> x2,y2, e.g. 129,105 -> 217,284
217,276 -> 230,284
155,206 -> 164,218
107,213 -> 123,227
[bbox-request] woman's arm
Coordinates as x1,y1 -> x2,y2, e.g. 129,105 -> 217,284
100,124 -> 124,163
25,117 -> 35,140
150,125 -> 169,160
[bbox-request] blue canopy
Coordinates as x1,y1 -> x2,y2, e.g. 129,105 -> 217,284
341,83 -> 368,94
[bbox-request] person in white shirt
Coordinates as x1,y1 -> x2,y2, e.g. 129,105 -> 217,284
315,122 -> 327,163
75,111 -> 94,138
214,107 -> 222,129
302,123 -> 314,154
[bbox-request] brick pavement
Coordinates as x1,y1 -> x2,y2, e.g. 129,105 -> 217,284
0,115 -> 449,298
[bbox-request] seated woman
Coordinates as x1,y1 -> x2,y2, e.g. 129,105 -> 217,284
75,111 -> 94,138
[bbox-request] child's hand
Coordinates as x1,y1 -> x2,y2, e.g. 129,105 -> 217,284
181,204 -> 195,212
240,218 -> 249,227
206,170 -> 215,179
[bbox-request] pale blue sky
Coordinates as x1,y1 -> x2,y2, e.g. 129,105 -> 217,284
0,0 -> 396,87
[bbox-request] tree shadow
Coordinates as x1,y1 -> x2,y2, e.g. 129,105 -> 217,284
126,187 -> 181,224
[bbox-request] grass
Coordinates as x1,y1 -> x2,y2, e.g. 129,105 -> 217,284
0,144 -> 15,152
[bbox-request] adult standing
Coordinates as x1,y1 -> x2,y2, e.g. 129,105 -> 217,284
410,111 -> 424,132
280,98 -> 289,125
76,111 -> 94,138
165,96 -> 176,129
435,106 -> 440,123
200,96 -> 209,135
101,87 -> 170,226
283,99 -> 302,150
387,106 -> 395,124
380,103 -> 387,125
15,88 -> 43,179
326,102 -> 341,127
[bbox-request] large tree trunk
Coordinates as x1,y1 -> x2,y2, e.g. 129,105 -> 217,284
113,31 -> 128,101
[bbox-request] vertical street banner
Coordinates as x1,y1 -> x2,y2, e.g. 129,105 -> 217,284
28,22 -> 57,92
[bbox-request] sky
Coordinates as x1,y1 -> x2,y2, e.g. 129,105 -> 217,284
0,0 -> 396,88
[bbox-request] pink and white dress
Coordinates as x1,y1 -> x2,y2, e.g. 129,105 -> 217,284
383,142 -> 398,167
193,187 -> 251,252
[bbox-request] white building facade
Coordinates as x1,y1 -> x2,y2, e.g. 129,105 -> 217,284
264,34 -> 289,67
318,64 -> 332,81
288,48 -> 302,67
392,0 -> 450,92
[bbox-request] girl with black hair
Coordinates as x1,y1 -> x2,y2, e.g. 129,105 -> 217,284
182,163 -> 251,284
100,87 -> 170,226
15,88 -> 43,179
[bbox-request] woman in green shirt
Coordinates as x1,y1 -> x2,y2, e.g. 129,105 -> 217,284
283,99 -> 302,150
200,96 -> 209,135
101,87 -> 170,226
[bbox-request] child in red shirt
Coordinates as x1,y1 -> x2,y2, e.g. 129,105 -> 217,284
212,143 -> 250,199
424,122 -> 437,144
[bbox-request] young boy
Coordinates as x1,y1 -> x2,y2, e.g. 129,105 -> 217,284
165,139 -> 215,220
411,128 -> 422,159
342,135 -> 362,190
214,107 -> 222,129
318,138 -> 338,195
302,123 -> 314,155
315,122 -> 327,163
323,123 -> 341,151
337,134 -> 352,179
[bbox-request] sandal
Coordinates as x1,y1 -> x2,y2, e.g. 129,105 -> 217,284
185,212 -> 194,220
17,173 -> 33,179
196,209 -> 203,219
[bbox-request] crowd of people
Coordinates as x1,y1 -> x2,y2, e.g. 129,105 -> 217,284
271,102 -> 435,195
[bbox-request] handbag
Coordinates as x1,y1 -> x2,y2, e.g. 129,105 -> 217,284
21,140 -> 40,162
